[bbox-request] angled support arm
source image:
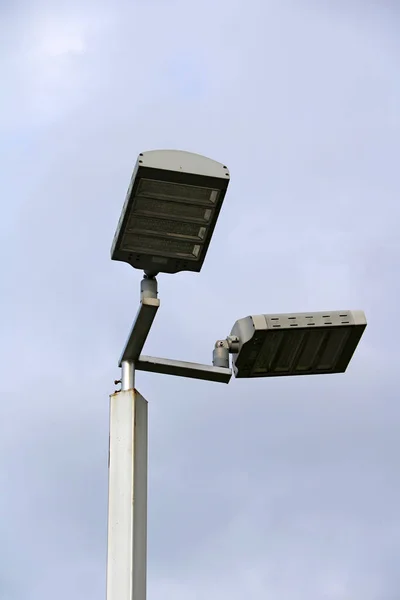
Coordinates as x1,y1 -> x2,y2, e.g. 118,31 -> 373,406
118,274 -> 233,387
119,296 -> 160,366
119,276 -> 160,390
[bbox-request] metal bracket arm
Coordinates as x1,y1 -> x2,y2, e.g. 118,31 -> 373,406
136,355 -> 232,384
119,277 -> 160,366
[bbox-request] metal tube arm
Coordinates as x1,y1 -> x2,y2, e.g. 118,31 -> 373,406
119,277 -> 160,367
136,355 -> 232,384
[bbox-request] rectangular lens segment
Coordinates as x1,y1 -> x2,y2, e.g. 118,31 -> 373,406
134,197 -> 212,223
316,328 -> 351,371
295,330 -> 328,372
272,331 -> 306,373
121,233 -> 201,259
137,179 -> 219,204
126,215 -> 206,242
252,332 -> 283,374
126,216 -> 207,241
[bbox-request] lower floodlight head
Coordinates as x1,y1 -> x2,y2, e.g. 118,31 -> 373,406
111,149 -> 230,275
230,310 -> 367,378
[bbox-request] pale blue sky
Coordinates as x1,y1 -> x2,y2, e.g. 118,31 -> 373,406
1,1 -> 399,598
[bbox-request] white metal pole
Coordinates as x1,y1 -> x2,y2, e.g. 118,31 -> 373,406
106,385 -> 148,600
121,359 -> 135,391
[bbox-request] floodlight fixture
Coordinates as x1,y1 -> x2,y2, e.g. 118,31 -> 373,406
229,310 -> 367,378
111,149 -> 230,276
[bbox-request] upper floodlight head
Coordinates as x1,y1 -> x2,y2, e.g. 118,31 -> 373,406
230,310 -> 367,378
111,149 -> 230,275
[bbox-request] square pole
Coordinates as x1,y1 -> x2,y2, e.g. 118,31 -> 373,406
106,388 -> 148,600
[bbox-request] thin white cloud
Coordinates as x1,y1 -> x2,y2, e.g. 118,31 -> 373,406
0,5 -> 112,128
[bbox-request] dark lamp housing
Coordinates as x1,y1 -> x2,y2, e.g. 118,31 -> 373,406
231,310 -> 367,378
111,150 -> 230,275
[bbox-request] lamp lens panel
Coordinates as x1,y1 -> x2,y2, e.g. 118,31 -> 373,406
295,330 -> 328,372
137,179 -> 219,204
251,331 -> 281,375
250,326 -> 354,376
126,216 -> 207,242
134,197 -> 213,223
272,330 -> 306,373
316,328 -> 351,371
121,233 -> 201,259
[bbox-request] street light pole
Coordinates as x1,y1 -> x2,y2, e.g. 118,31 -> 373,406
106,276 -> 157,600
106,149 -> 366,600
106,274 -> 233,600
